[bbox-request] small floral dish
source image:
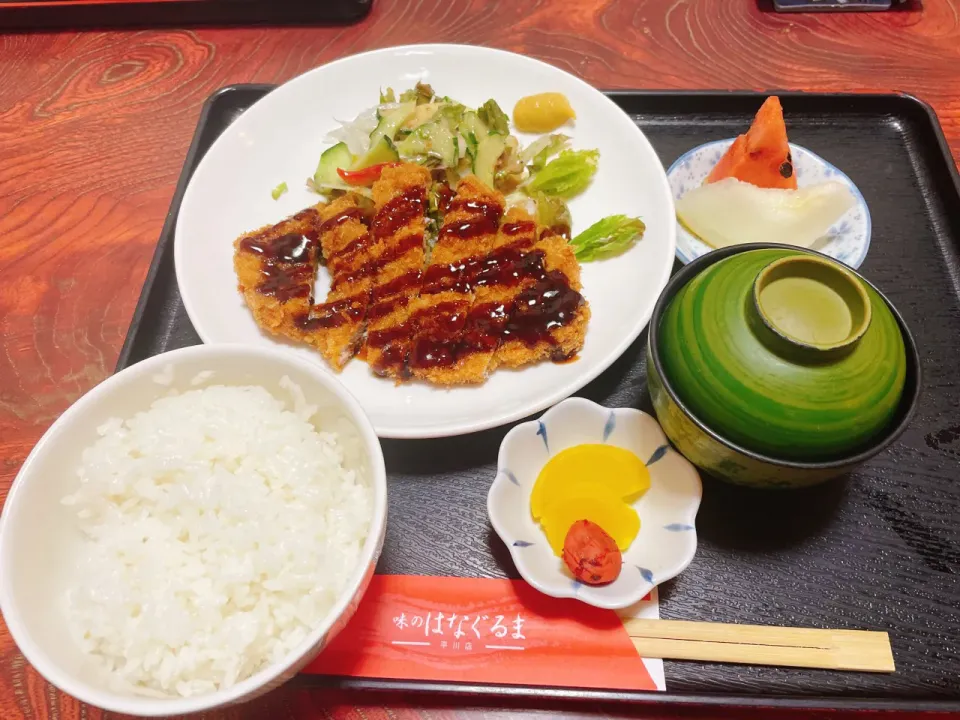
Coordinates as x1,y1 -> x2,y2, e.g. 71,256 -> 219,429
667,140 -> 871,269
487,397 -> 702,610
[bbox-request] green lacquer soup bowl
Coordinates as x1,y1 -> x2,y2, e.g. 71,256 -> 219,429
646,244 -> 921,489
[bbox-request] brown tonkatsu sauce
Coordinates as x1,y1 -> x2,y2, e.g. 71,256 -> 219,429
501,220 -> 536,236
296,296 -> 366,330
257,265 -> 313,302
503,271 -> 583,357
409,242 -> 584,370
240,232 -> 316,263
372,186 -> 426,240
240,230 -> 319,302
367,293 -> 411,321
409,300 -> 470,370
329,232 -> 372,264
332,233 -> 424,289
366,322 -> 415,377
365,271 -> 423,321
437,199 -> 504,243
421,242 -> 541,296
459,302 -> 510,354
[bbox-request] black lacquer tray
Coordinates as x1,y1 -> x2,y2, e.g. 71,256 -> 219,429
0,0 -> 371,30
117,85 -> 960,712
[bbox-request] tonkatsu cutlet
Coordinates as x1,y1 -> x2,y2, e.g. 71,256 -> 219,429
495,225 -> 590,368
452,206 -> 541,380
232,162 -> 591,385
317,193 -> 373,277
360,164 -> 432,378
305,194 -> 376,370
409,176 -> 505,385
233,205 -> 324,342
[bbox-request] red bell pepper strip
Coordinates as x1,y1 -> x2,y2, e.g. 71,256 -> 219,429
336,162 -> 401,186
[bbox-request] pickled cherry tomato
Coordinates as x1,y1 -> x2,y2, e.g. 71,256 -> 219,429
513,92 -> 576,133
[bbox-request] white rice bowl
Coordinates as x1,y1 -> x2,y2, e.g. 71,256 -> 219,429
62,381 -> 371,698
0,345 -> 387,717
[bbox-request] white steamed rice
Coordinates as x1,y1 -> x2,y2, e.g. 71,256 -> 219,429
61,380 -> 372,698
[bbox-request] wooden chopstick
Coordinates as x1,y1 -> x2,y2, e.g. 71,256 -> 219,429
621,618 -> 895,673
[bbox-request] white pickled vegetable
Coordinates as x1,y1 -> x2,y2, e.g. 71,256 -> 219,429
676,178 -> 856,250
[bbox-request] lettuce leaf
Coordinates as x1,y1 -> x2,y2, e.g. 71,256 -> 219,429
525,149 -> 599,198
569,215 -> 645,261
400,82 -> 435,105
523,134 -> 570,172
478,99 -> 510,135
532,192 -> 571,236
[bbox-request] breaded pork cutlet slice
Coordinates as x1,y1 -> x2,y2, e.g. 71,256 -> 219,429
233,205 -> 324,342
317,193 -> 374,277
408,175 -> 505,385
495,225 -> 590,368
453,207 -> 540,379
302,194 -> 376,370
360,164 -> 432,378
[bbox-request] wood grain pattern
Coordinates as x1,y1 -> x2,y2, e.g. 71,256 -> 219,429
1,1 -> 959,717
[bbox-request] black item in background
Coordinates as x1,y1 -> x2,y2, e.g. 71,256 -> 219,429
117,85 -> 960,712
0,0 -> 372,31
771,0 -> 893,10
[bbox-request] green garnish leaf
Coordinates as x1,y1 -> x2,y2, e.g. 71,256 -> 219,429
400,82 -> 435,105
526,134 -> 570,173
271,181 -> 289,200
569,215 -> 645,261
525,149 -> 599,198
464,131 -> 479,163
380,87 -> 396,104
438,102 -> 466,126
478,99 -> 510,135
532,192 -> 572,236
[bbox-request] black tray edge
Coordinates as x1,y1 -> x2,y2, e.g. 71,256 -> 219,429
291,675 -> 960,713
0,0 -> 372,32
114,85 -> 960,712
115,84 -> 276,373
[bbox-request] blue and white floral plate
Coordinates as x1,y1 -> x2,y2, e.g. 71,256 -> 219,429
487,397 -> 702,610
667,139 -> 872,268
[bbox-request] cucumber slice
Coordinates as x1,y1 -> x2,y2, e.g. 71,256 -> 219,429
396,117 -> 458,167
460,111 -> 489,142
405,102 -> 441,130
369,101 -> 416,148
353,136 -> 400,170
314,142 -> 353,185
473,134 -> 506,189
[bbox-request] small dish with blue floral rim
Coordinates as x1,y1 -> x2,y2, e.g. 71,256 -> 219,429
487,397 -> 702,610
667,139 -> 871,269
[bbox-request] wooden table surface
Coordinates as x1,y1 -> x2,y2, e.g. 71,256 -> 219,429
2,0 -> 959,717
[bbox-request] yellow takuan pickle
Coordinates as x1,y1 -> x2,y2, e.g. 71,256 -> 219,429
531,444 -> 650,556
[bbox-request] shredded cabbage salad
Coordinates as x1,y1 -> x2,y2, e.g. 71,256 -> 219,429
307,82 -> 645,261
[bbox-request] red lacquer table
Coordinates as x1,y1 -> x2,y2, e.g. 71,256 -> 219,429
1,1 -> 959,717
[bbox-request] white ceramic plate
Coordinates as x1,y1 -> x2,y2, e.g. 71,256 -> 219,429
487,398 -> 702,609
668,139 -> 871,268
174,44 -> 676,439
